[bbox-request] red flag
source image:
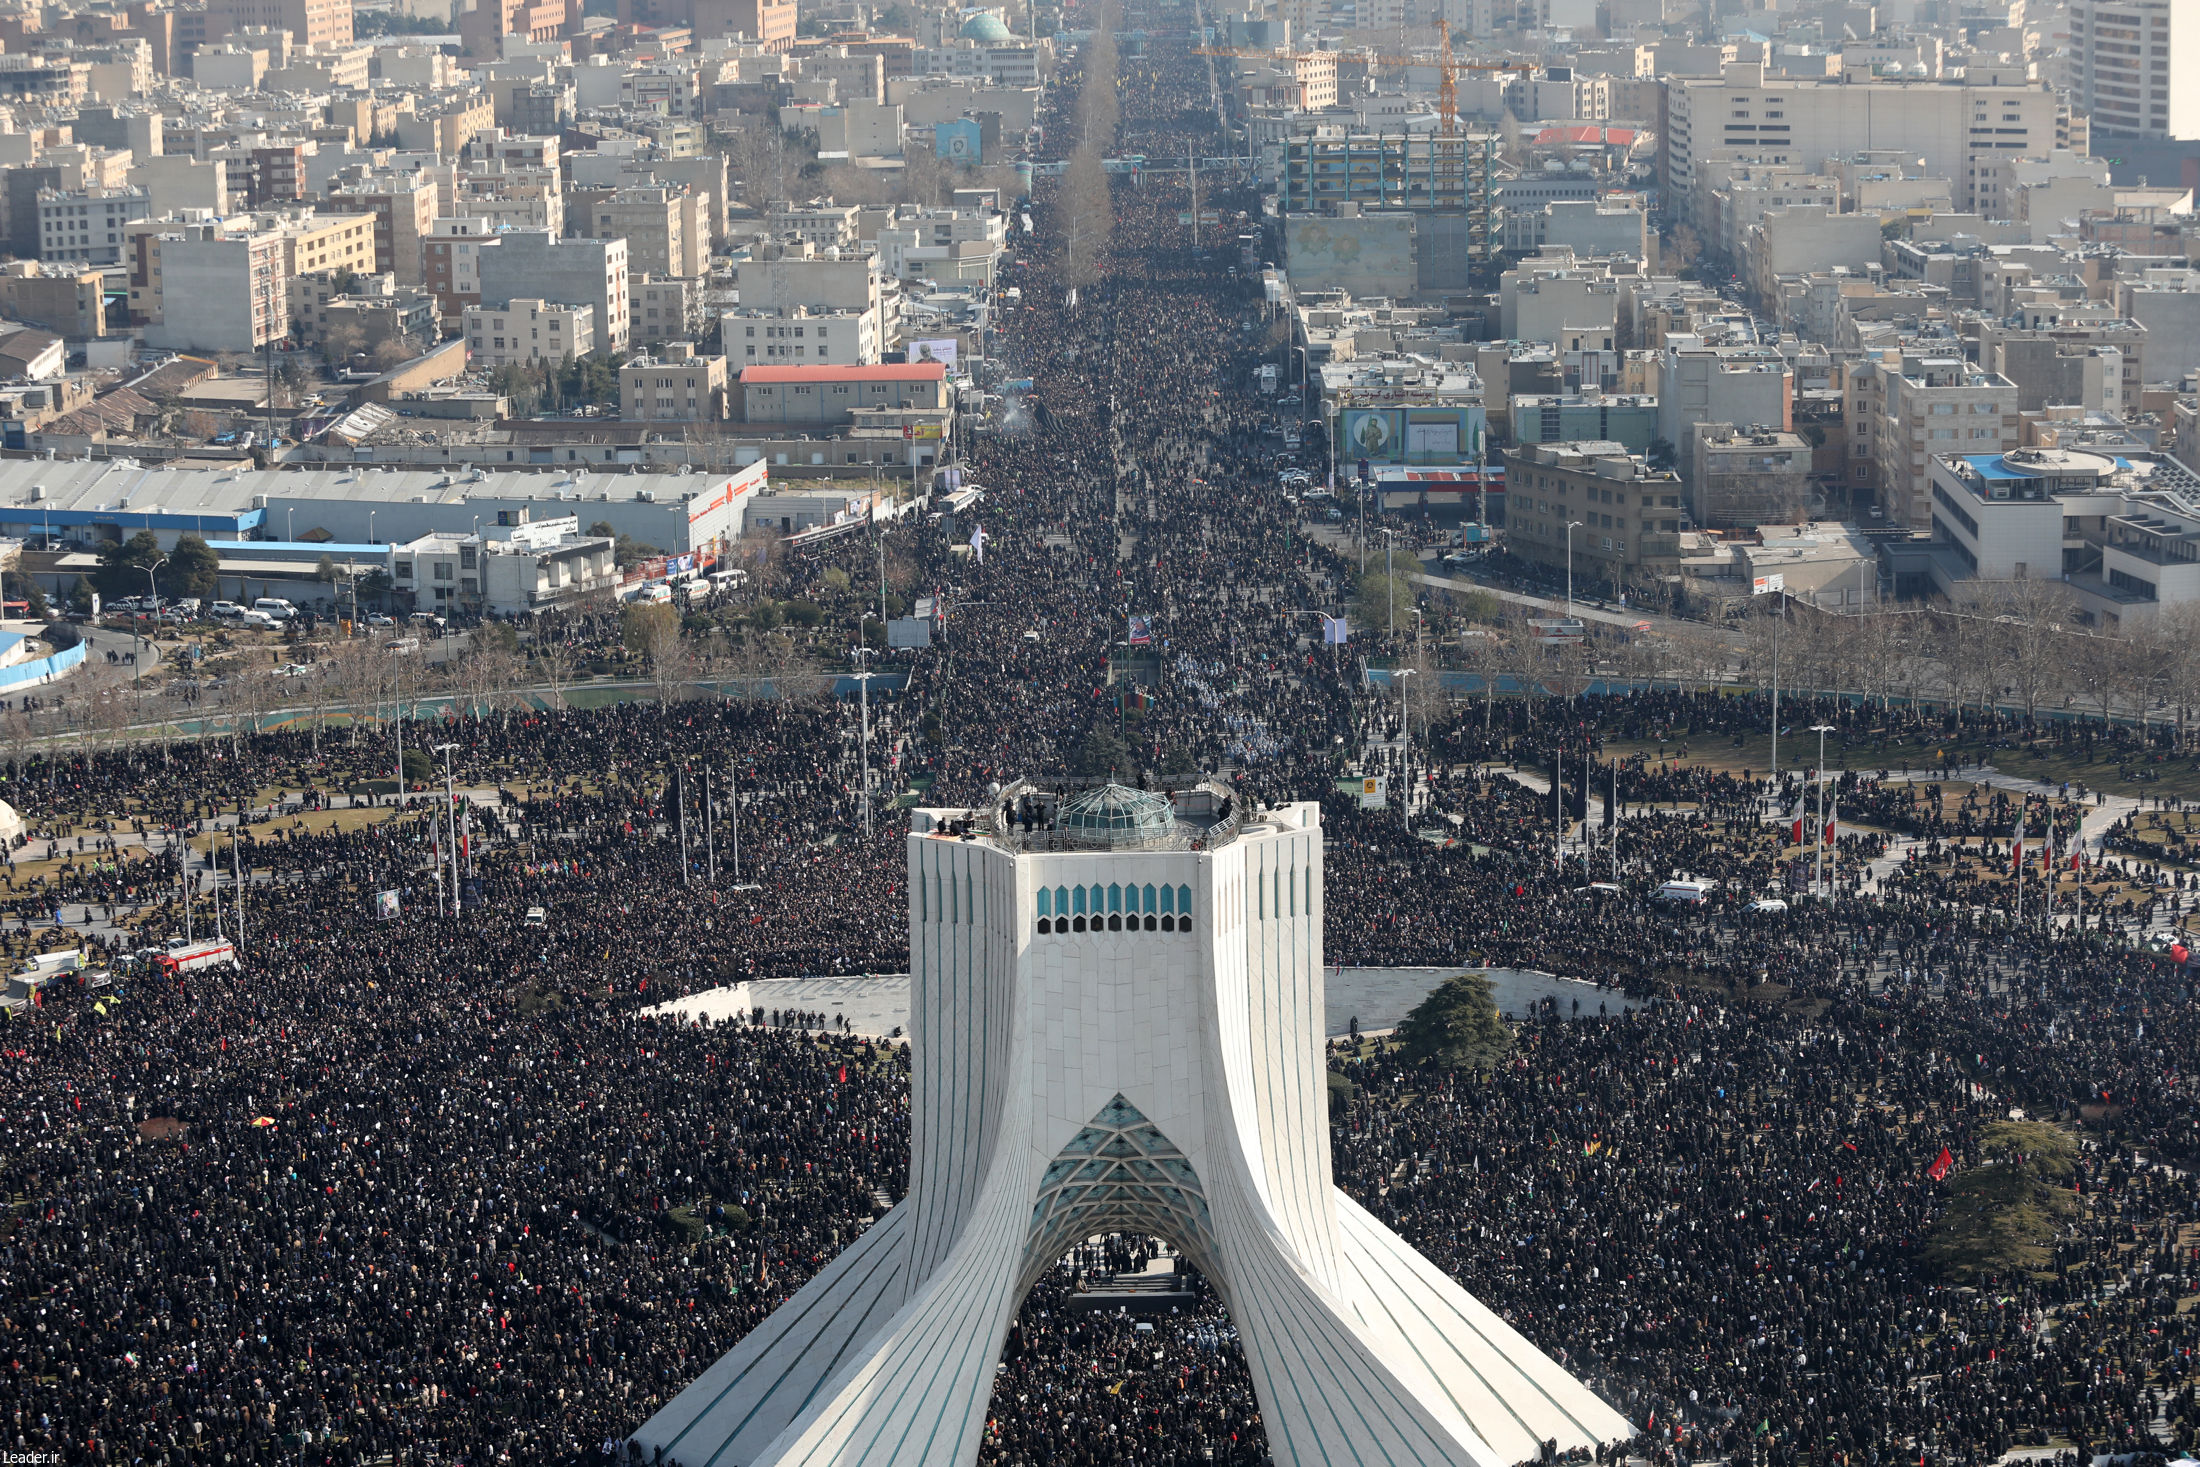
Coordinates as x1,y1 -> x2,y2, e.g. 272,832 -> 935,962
1791,817 -> 1803,844
1926,1146 -> 1954,1181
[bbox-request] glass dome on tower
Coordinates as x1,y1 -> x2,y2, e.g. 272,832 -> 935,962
1054,783 -> 1177,847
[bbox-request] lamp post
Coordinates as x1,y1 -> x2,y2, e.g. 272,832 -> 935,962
1394,667 -> 1415,827
137,554 -> 167,689
432,741 -> 459,917
1810,723 -> 1834,899
848,646 -> 881,843
368,510 -> 377,545
285,507 -> 293,541
1565,520 -> 1584,621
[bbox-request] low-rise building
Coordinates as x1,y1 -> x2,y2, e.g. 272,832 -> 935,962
619,342 -> 727,424
463,298 -> 593,368
737,361 -> 947,426
722,305 -> 879,366
1692,423 -> 1812,528
1503,439 -> 1690,593
390,515 -> 618,616
36,185 -> 150,266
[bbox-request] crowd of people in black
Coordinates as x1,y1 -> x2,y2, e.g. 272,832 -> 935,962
0,14 -> 2197,1467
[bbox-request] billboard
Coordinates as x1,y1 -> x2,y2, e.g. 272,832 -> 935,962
373,889 -> 400,920
1337,406 -> 1488,465
909,339 -> 959,370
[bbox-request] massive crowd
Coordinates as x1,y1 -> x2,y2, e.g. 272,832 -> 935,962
0,16 -> 2196,1467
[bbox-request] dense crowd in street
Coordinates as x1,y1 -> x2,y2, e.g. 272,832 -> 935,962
0,17 -> 2197,1467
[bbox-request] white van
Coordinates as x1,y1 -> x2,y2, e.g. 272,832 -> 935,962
1654,878 -> 1716,904
252,598 -> 298,622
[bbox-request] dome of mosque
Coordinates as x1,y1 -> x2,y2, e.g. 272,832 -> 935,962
959,10 -> 1015,42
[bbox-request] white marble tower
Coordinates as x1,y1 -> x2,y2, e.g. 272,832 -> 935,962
632,782 -> 1632,1467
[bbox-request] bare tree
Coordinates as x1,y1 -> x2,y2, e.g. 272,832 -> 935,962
1060,146 -> 1113,288
1985,579 -> 2075,726
2152,602 -> 2200,750
2067,630 -> 2137,728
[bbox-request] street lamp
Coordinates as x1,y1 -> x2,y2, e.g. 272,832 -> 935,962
136,554 -> 168,690
1394,667 -> 1416,826
848,645 -> 882,843
1565,520 -> 1585,621
432,741 -> 459,918
1810,723 -> 1835,899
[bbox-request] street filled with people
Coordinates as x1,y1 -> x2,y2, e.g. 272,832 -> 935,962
0,15 -> 2197,1467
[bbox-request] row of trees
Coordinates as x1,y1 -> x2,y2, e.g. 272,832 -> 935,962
1401,577 -> 2200,746
1058,4 -> 1119,287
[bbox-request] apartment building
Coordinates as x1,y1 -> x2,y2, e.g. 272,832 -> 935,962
1873,353 -> 2021,530
618,342 -> 727,423
2069,0 -> 2197,143
36,185 -> 150,265
1503,440 -> 1691,588
206,0 -> 352,47
569,185 -> 711,279
422,216 -> 495,324
463,298 -> 593,367
326,170 -> 439,287
723,306 -> 879,366
474,229 -> 627,350
132,219 -> 289,352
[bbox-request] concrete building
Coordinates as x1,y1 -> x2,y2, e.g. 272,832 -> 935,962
326,170 -> 439,287
132,218 -> 290,352
619,342 -> 727,423
630,274 -> 707,347
1663,60 -> 2079,218
631,783 -> 1632,1467
1504,439 -> 1691,591
1692,423 -> 1812,528
1509,392 -> 1658,452
1654,346 -> 1791,487
463,298 -> 593,367
35,185 -> 150,266
473,229 -> 628,350
2069,0 -> 2198,143
390,516 -> 616,616
0,261 -> 108,338
1874,354 -> 2021,530
723,307 -> 879,366
2118,269 -> 2200,386
738,362 -> 946,426
569,185 -> 711,279
205,0 -> 352,47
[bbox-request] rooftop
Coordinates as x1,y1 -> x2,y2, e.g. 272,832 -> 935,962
918,778 -> 1250,853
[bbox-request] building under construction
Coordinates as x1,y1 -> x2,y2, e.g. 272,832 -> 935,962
1205,42 -> 1506,290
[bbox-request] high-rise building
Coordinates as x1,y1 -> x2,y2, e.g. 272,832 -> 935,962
205,0 -> 352,48
634,783 -> 1633,1467
2069,0 -> 2198,142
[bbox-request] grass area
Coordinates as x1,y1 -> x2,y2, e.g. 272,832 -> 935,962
1920,1121 -> 2079,1281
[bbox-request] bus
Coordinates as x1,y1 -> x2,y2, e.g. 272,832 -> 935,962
1528,618 -> 1587,645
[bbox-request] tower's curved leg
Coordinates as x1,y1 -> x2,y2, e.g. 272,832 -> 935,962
628,1205 -> 917,1467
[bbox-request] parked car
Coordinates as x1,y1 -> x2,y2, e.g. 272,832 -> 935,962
237,609 -> 280,629
209,601 -> 246,620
